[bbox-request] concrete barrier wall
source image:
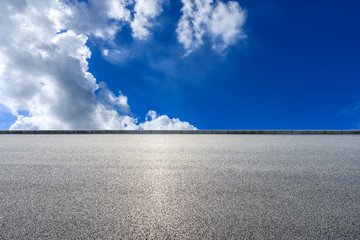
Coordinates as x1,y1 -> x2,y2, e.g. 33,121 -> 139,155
0,130 -> 359,134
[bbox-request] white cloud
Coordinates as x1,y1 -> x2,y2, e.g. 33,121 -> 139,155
0,52 -> 7,75
96,82 -> 130,114
107,0 -> 132,21
140,111 -> 197,130
145,110 -> 158,121
101,48 -> 130,64
131,0 -> 165,39
64,0 -> 131,42
177,0 -> 246,54
0,0 -> 196,130
103,49 -> 109,56
209,1 -> 246,51
10,115 -> 39,130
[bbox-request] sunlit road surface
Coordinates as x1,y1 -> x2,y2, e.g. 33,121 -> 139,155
1,134 -> 359,239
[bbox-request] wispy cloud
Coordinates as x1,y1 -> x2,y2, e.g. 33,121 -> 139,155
341,102 -> 360,115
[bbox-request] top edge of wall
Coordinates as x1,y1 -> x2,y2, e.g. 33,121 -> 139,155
0,130 -> 359,134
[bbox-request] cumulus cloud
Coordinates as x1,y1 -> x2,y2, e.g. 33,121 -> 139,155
140,111 -> 197,130
131,0 -> 166,39
177,0 -> 246,54
0,0 -> 195,130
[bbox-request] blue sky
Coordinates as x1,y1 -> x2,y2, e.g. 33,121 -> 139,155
0,0 -> 359,130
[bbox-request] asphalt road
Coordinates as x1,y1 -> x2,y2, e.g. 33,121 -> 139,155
1,135 -> 359,239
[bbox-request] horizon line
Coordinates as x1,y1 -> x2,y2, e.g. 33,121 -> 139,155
1,130 -> 360,134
